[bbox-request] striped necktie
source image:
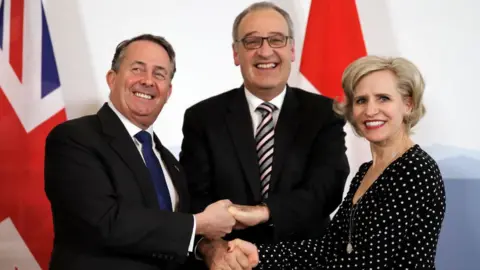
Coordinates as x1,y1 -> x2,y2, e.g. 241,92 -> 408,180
255,102 -> 277,199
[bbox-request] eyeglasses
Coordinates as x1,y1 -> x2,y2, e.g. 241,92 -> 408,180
236,35 -> 292,50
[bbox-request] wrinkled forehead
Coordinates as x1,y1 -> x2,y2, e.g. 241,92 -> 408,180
238,8 -> 289,38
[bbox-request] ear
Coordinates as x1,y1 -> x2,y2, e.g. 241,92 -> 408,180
290,39 -> 296,62
232,43 -> 240,66
166,84 -> 173,102
106,70 -> 116,91
403,96 -> 413,114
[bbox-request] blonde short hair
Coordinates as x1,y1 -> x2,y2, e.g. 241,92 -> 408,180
334,55 -> 426,135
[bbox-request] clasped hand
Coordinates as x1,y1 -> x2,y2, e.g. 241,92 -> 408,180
196,200 -> 270,239
229,203 -> 270,230
195,200 -> 269,269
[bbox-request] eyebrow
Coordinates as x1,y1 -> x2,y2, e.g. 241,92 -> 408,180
241,31 -> 288,38
354,93 -> 392,99
268,31 -> 288,36
242,31 -> 259,39
131,60 -> 168,74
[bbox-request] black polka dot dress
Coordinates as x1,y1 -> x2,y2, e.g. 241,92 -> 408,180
257,144 -> 446,269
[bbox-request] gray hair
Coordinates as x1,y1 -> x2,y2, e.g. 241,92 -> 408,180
232,1 -> 294,42
110,34 -> 177,79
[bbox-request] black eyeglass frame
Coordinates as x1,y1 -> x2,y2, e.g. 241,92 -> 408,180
235,35 -> 293,50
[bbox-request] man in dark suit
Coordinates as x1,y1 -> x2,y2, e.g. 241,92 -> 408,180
179,2 -> 350,268
44,34 -> 257,270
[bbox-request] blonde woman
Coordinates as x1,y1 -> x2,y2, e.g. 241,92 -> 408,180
228,56 -> 446,269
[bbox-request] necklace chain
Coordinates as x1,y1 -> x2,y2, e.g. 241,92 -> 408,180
346,150 -> 402,254
347,195 -> 363,254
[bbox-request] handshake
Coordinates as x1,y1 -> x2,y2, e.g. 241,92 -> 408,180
195,199 -> 270,238
194,200 -> 267,269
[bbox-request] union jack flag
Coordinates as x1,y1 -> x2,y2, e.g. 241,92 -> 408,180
0,0 -> 66,269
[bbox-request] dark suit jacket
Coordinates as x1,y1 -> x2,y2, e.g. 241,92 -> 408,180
180,86 -> 350,246
44,104 -> 194,270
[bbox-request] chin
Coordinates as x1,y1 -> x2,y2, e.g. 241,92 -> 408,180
256,81 -> 283,90
362,132 -> 389,145
368,138 -> 387,145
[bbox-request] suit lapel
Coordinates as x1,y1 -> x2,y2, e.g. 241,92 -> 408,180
270,87 -> 301,189
97,104 -> 160,209
226,88 -> 261,201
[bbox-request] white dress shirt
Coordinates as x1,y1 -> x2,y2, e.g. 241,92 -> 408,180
107,101 -> 195,252
244,86 -> 287,134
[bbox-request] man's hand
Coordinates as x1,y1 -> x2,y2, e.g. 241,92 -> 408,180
228,239 -> 259,267
228,204 -> 270,228
195,199 -> 236,239
199,238 -> 256,270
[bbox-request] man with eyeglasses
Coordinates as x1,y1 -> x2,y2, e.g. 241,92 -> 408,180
180,2 -> 350,269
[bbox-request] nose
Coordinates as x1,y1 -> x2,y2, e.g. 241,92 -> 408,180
365,101 -> 379,116
140,73 -> 154,87
257,40 -> 274,58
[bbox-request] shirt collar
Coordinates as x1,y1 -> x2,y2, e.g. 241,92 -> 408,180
107,101 -> 154,140
244,85 -> 287,112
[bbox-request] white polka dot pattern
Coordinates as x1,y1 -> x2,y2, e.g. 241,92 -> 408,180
257,145 -> 446,270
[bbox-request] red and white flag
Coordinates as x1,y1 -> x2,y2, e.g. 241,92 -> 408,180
299,0 -> 367,100
0,0 -> 66,269
274,0 -> 367,99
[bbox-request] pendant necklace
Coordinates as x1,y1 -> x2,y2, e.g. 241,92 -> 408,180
347,150 -> 401,254
347,195 -> 363,254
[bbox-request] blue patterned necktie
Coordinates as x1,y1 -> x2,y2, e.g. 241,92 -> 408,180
134,131 -> 172,211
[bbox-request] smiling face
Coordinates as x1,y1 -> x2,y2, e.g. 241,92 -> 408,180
107,40 -> 173,129
352,70 -> 413,145
233,8 -> 295,98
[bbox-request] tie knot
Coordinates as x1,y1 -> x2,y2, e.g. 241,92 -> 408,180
256,102 -> 276,115
134,130 -> 153,146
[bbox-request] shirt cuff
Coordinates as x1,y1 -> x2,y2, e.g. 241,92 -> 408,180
188,215 -> 196,252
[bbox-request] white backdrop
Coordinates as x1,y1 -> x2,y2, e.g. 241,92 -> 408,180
44,0 -> 480,163
40,0 -> 480,269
